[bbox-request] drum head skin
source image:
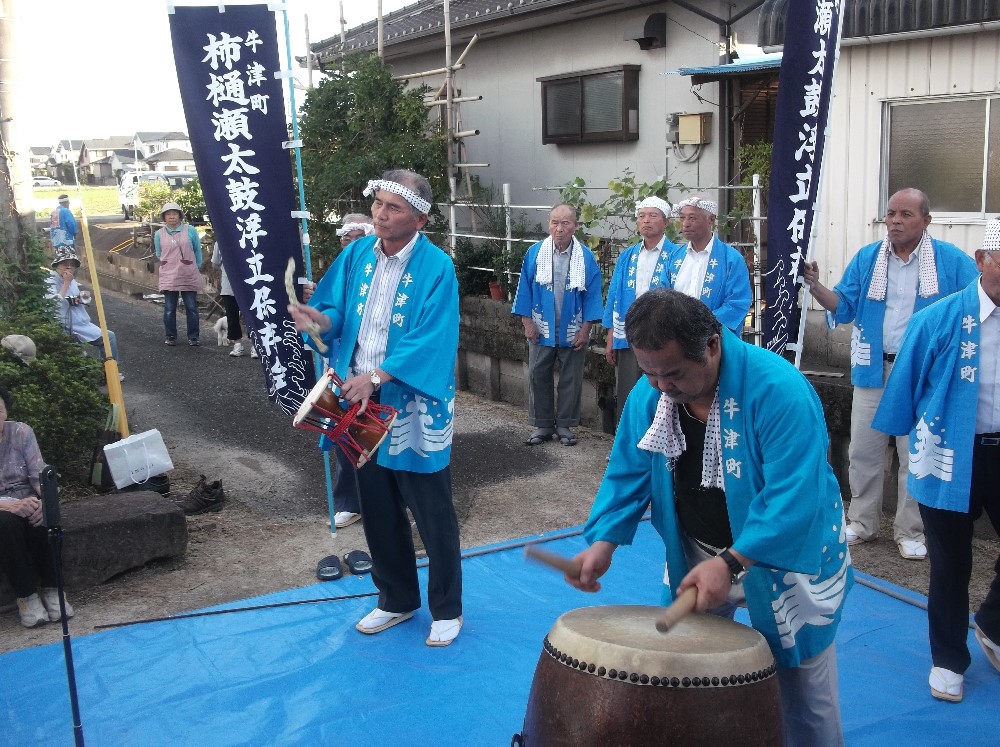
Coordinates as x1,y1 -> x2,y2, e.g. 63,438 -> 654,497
546,605 -> 775,686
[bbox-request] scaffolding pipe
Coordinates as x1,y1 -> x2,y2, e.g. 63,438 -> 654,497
425,95 -> 482,106
394,63 -> 465,81
750,173 -> 763,347
452,129 -> 479,139
445,0 -> 456,255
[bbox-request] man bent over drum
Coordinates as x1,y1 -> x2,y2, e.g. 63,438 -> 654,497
569,289 -> 854,745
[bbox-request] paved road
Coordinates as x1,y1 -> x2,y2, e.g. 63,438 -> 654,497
100,287 -> 612,526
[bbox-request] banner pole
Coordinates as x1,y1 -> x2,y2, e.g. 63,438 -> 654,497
278,2 -> 337,537
73,166 -> 130,437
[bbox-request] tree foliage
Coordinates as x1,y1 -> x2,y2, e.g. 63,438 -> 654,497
299,54 -> 449,270
0,236 -> 106,484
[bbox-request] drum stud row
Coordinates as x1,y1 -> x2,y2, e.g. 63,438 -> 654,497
542,636 -> 777,688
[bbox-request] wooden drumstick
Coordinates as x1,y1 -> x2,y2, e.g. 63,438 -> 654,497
524,545 -> 582,580
285,258 -> 329,354
655,587 -> 698,633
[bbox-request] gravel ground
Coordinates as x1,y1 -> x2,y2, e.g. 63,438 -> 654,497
2,288 -> 996,654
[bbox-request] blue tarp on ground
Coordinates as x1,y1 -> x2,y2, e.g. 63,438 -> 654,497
2,522 -> 997,745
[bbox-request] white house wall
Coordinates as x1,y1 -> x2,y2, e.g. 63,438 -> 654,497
382,3 -> 757,208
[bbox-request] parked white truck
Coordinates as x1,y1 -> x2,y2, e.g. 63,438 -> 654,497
119,171 -> 199,220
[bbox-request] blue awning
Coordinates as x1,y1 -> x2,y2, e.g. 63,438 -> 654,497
675,54 -> 782,84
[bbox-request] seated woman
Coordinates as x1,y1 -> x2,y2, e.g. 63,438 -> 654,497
0,387 -> 74,627
46,246 -> 124,381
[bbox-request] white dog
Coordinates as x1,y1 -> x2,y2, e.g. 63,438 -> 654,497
213,317 -> 230,346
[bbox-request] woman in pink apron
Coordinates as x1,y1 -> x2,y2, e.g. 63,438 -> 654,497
155,202 -> 204,346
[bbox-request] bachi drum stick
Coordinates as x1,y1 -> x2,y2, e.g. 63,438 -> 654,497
524,545 -> 582,580
655,587 -> 698,633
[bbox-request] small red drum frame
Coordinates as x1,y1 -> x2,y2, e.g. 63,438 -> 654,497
293,369 -> 398,468
512,605 -> 783,747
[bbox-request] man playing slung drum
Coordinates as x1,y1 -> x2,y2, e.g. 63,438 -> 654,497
803,188 -> 978,561
289,169 -> 464,647
567,290 -> 853,745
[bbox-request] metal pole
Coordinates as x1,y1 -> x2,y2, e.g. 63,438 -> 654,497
377,0 -> 384,60
305,14 -> 314,88
444,0 -> 456,254
752,173 -> 762,347
503,183 -> 512,291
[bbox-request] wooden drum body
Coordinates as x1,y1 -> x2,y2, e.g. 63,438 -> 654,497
514,605 -> 783,747
293,369 -> 397,468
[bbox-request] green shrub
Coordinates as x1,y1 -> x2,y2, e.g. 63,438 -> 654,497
0,237 -> 107,484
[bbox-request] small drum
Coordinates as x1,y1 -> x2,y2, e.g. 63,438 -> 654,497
513,606 -> 783,747
293,369 -> 398,468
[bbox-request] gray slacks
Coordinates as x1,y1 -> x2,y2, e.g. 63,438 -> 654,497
526,341 -> 586,428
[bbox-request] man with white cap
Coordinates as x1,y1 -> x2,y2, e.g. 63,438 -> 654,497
803,188 -> 978,561
667,195 -> 751,334
49,194 -> 77,250
603,196 -> 677,428
289,169 -> 464,648
873,217 -> 1000,703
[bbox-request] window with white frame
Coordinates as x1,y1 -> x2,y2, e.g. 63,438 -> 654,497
885,96 -> 999,215
538,65 -> 640,145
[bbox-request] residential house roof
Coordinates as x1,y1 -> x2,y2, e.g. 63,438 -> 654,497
677,53 -> 782,84
145,148 -> 195,163
29,146 -> 51,156
310,0 -> 669,64
135,132 -> 189,141
758,0 -> 1000,47
82,136 -> 134,150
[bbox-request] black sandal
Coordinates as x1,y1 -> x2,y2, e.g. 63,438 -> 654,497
344,550 -> 373,575
316,554 -> 343,581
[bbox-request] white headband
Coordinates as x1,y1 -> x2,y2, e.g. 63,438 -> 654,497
363,179 -> 432,215
673,197 -> 718,218
634,196 -> 672,219
336,222 -> 375,237
984,218 -> 1000,252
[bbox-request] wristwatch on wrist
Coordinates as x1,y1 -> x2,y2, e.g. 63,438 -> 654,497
718,549 -> 747,585
368,369 -> 382,391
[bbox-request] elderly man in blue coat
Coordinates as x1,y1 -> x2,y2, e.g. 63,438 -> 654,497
803,188 -> 978,561
568,289 -> 853,745
290,169 -> 463,648
603,196 -> 677,429
666,195 -> 751,334
513,203 -> 603,447
873,217 -> 1000,703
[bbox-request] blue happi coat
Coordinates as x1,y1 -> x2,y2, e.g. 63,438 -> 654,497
512,239 -> 603,346
584,329 -> 853,667
873,279 -> 983,512
827,238 -> 977,388
308,234 -> 459,473
603,239 -> 677,350
665,237 -> 751,334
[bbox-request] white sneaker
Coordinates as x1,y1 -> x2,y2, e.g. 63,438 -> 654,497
16,594 -> 48,628
229,342 -> 245,357
40,587 -> 74,622
929,666 -> 963,702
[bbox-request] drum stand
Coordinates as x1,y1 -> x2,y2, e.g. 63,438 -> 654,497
42,467 -> 86,747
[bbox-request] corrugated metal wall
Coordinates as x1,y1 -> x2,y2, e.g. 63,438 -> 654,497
759,0 -> 1000,47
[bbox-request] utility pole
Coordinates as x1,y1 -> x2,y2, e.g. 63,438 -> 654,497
0,0 -> 35,261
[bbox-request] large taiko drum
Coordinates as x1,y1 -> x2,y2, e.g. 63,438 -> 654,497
512,605 -> 783,747
293,369 -> 398,468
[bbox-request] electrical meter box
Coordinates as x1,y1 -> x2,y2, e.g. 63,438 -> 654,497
678,113 -> 712,145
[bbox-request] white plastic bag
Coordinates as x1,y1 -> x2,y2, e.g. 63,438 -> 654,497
103,429 -> 174,490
